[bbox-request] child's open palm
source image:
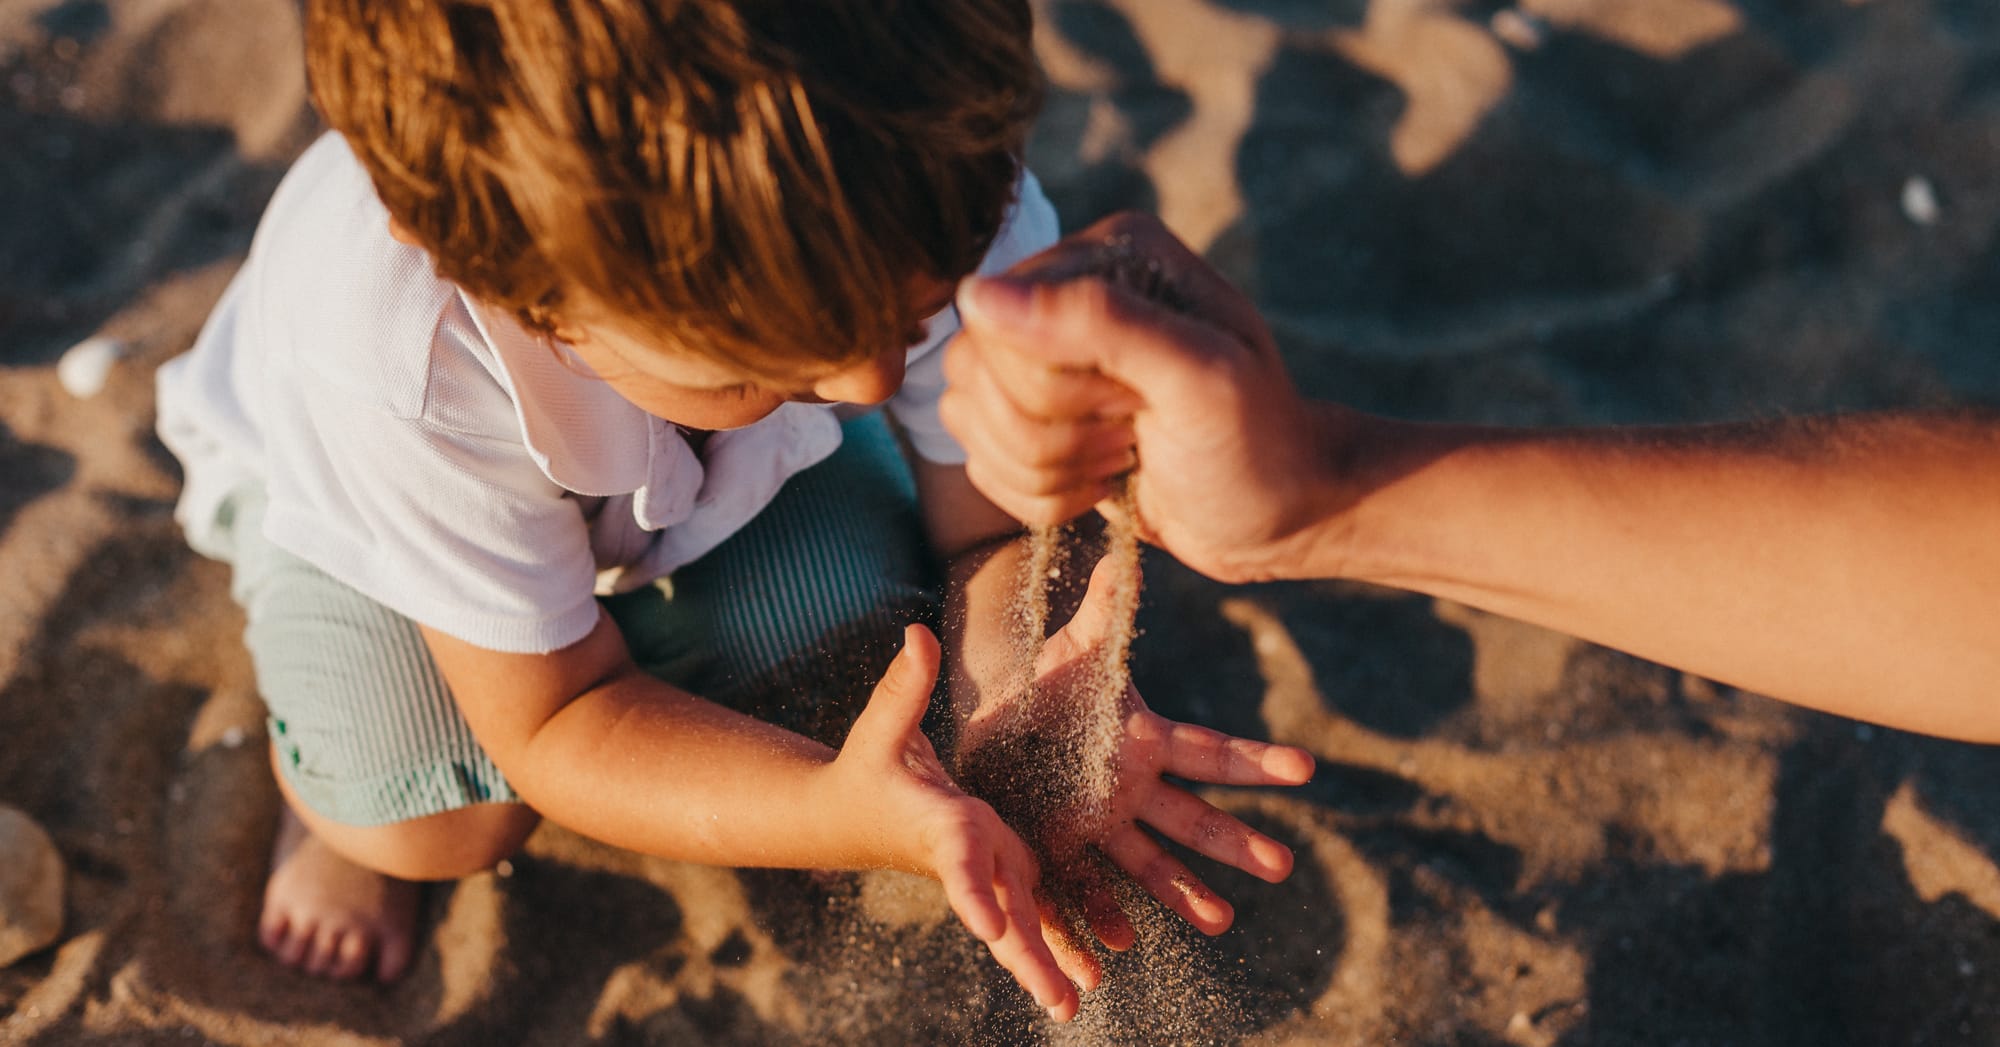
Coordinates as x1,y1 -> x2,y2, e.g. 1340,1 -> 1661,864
960,556 -> 1317,970
828,623 -> 1083,1021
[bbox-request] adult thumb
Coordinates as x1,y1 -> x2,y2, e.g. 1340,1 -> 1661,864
958,274 -> 1147,376
960,273 -> 1232,413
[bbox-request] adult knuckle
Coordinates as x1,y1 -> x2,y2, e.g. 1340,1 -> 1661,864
1022,437 -> 1083,470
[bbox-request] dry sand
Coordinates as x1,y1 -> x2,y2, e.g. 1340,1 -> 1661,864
7,0 -> 2000,1043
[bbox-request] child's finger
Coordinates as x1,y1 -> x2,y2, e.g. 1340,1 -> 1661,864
1141,784 -> 1295,883
1054,851 -> 1135,953
1080,876 -> 1136,952
983,876 -> 1080,1021
934,831 -> 1007,943
1099,824 -> 1235,936
939,827 -> 1081,1018
1160,719 -> 1316,786
845,624 -> 940,761
1039,895 -> 1104,991
1045,554 -> 1136,666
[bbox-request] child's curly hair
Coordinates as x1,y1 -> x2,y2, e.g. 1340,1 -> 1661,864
306,0 -> 1042,379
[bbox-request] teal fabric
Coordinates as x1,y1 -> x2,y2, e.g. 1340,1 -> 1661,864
217,414 -> 934,826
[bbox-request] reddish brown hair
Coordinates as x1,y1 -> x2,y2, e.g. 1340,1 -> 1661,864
306,0 -> 1041,377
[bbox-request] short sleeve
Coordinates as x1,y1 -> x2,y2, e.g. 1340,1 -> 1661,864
259,316 -> 603,655
889,170 -> 1061,464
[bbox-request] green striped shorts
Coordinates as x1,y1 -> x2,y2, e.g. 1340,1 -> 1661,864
215,415 -> 936,827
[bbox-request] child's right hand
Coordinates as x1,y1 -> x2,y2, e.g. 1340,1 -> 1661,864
828,623 -> 1085,1022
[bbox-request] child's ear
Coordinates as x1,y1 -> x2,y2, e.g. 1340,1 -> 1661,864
386,218 -> 421,247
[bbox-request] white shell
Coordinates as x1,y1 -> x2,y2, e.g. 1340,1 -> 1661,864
1901,176 -> 1941,226
56,336 -> 124,399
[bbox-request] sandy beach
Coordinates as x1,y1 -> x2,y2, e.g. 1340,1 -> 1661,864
6,0 -> 2000,1043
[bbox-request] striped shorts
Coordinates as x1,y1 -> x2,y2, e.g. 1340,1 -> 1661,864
215,415 -> 936,827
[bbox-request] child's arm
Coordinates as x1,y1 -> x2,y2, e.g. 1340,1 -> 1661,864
419,615 -> 1081,1021
913,462 -> 1316,954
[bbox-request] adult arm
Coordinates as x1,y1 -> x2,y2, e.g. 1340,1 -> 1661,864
1350,411 -> 2000,741
940,212 -> 2000,743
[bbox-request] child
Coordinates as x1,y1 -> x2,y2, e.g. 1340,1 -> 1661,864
155,0 -> 1312,1021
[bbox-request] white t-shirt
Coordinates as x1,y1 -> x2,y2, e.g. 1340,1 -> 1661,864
156,132 -> 1059,654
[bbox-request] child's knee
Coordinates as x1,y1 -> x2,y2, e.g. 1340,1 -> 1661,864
362,803 -> 539,881
280,770 -> 538,881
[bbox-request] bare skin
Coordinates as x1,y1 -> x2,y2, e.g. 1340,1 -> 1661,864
940,211 -> 2000,745
258,732 -> 545,980
251,284 -> 1314,1006
260,802 -> 418,983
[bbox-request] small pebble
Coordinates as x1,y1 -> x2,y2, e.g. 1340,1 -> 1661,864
1505,1009 -> 1555,1047
1490,8 -> 1547,51
1902,176 -> 1941,226
57,335 -> 123,398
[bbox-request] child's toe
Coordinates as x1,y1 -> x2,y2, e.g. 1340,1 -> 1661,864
375,927 -> 414,983
269,919 -> 312,967
305,926 -> 345,977
329,929 -> 373,980
257,911 -> 290,954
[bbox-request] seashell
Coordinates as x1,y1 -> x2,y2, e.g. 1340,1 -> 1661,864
56,335 -> 124,399
1902,176 -> 1941,226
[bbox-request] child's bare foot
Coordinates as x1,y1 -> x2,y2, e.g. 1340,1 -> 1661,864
260,805 -> 419,982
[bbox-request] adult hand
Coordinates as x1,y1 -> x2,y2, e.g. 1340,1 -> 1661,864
941,211 -> 1359,584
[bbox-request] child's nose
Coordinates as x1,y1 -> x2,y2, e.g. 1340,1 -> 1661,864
811,349 -> 905,406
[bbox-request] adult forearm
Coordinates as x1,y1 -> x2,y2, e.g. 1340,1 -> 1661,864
1337,410 -> 2000,740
